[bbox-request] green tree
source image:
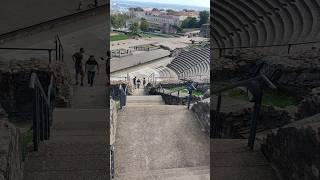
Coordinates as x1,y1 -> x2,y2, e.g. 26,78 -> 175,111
199,11 -> 209,27
140,18 -> 149,32
129,22 -> 139,35
181,17 -> 198,28
111,14 -> 128,29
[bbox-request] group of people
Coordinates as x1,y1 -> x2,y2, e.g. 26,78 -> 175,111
72,48 -> 100,87
132,77 -> 146,89
77,0 -> 98,10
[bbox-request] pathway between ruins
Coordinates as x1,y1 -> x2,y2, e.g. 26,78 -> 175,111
23,65 -> 107,180
114,87 -> 210,180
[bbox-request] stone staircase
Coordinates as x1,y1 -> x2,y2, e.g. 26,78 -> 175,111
23,109 -> 107,180
211,139 -> 279,180
114,94 -> 210,180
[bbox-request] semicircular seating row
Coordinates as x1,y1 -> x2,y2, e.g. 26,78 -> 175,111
211,0 -> 320,54
167,47 -> 210,81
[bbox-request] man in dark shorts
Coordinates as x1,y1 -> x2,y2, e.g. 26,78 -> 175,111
72,48 -> 85,86
85,55 -> 100,87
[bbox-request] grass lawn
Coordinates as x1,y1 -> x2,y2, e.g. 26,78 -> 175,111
166,86 -> 203,97
111,33 -> 129,41
224,87 -> 300,108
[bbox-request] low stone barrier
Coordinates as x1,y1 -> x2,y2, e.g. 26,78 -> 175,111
261,113 -> 320,180
0,59 -> 72,118
190,99 -> 210,134
0,106 -> 23,180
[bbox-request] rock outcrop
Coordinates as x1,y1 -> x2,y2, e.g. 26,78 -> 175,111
0,105 -> 24,180
262,113 -> 320,180
296,87 -> 320,119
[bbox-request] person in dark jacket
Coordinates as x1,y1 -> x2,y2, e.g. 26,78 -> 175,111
85,55 -> 100,86
72,48 -> 85,86
137,79 -> 141,89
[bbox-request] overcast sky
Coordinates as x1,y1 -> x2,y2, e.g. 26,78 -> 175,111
127,0 -> 210,8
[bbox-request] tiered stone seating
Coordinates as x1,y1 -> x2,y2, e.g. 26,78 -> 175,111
211,0 -> 320,54
167,47 -> 210,81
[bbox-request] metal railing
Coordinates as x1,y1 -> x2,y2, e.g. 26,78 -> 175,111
211,74 -> 276,149
212,40 -> 320,57
119,84 -> 128,109
29,72 -> 55,151
0,35 -> 64,64
111,84 -> 128,109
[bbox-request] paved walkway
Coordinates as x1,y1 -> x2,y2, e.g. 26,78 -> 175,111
24,64 -> 107,179
114,90 -> 210,179
11,8 -> 109,180
211,139 -> 279,180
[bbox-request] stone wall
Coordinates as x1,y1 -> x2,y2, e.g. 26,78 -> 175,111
213,105 -> 291,138
150,91 -> 201,105
296,87 -> 320,120
0,105 -> 23,180
0,59 -> 72,118
110,99 -> 118,146
212,49 -> 320,97
190,98 -> 210,135
261,113 -> 320,180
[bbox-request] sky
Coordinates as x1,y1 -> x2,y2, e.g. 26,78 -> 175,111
126,0 -> 210,8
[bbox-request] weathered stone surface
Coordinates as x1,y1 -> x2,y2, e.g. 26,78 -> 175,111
296,87 -> 320,119
191,98 -> 210,135
0,59 -> 72,118
261,113 -> 320,180
212,50 -> 320,96
110,99 -> 118,146
213,105 -> 291,138
0,107 -> 23,180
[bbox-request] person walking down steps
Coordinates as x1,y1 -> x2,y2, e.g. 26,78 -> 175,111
133,76 -> 137,89
143,78 -> 146,87
137,79 -> 141,89
72,48 -> 85,86
85,55 -> 100,87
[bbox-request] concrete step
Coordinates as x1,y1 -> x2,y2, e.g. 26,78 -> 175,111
115,166 -> 209,180
24,154 -> 107,172
24,170 -> 107,180
211,139 -> 279,180
53,109 -> 106,123
127,95 -> 164,104
28,142 -> 105,157
120,105 -> 188,116
71,86 -> 107,108
115,104 -> 210,175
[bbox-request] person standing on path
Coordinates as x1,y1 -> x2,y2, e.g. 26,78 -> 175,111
133,77 -> 137,89
143,78 -> 146,87
85,55 -> 100,87
72,48 -> 85,86
77,0 -> 83,10
137,79 -> 141,89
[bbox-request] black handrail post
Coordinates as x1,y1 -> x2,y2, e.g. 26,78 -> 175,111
187,91 -> 192,109
55,39 -> 58,61
32,88 -> 39,151
248,83 -> 263,150
212,92 -> 222,138
288,44 -> 292,54
48,50 -> 52,64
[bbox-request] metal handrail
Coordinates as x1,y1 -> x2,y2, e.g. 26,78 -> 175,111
119,84 -> 128,109
212,40 -> 320,56
29,72 -> 55,151
211,74 -> 277,150
0,34 -> 64,63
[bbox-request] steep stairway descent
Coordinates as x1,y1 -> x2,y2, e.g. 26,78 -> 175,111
114,93 -> 210,180
24,62 -> 107,180
211,139 -> 279,180
23,109 -> 108,180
